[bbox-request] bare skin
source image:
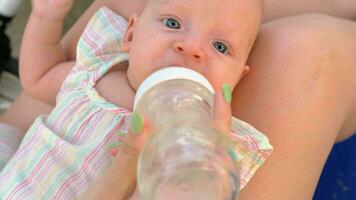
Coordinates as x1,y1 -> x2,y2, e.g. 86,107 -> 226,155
1,0 -> 355,199
235,14 -> 356,199
10,0 -> 258,199
262,0 -> 356,22
0,92 -> 52,133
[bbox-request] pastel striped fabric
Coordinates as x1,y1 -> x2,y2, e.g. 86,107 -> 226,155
0,124 -> 22,171
0,7 -> 272,199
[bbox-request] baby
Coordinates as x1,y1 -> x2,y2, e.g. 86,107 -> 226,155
0,0 -> 272,199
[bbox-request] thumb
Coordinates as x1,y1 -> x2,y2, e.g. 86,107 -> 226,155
118,112 -> 148,157
104,112 -> 149,199
108,112 -> 148,156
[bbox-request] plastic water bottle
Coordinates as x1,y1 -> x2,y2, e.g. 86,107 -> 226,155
134,67 -> 240,200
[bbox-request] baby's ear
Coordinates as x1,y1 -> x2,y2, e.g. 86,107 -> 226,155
121,15 -> 138,52
241,65 -> 250,78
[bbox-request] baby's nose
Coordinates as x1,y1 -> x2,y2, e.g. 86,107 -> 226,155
174,41 -> 205,62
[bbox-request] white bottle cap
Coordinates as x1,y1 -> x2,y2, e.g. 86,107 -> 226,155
134,67 -> 214,110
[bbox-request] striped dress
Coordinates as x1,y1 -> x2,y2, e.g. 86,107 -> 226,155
0,7 -> 272,199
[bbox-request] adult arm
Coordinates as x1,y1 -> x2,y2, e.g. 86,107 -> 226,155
262,0 -> 356,23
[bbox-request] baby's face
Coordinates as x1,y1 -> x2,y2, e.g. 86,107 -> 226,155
122,0 -> 262,91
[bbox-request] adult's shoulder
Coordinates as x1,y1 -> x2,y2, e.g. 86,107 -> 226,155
108,0 -> 147,20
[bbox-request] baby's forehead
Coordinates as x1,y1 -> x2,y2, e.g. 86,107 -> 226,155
148,0 -> 262,13
148,0 -> 262,25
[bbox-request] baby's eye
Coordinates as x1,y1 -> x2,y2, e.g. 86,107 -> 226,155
163,18 -> 181,29
212,41 -> 229,54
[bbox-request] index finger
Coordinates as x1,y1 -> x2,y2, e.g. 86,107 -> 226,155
212,84 -> 232,135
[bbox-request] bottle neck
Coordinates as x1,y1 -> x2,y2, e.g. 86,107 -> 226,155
135,79 -> 214,127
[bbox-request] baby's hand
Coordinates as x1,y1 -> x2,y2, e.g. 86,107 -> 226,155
31,0 -> 74,21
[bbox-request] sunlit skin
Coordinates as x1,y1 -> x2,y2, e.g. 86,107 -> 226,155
12,0 -> 356,199
122,0 -> 262,92
19,0 -> 264,198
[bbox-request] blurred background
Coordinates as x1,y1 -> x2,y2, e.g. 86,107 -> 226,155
0,0 -> 354,199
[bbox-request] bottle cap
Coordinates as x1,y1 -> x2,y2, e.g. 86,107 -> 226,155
134,67 -> 214,110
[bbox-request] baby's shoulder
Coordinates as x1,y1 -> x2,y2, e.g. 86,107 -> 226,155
95,63 -> 135,110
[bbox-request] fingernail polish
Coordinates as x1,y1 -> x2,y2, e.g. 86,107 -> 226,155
107,141 -> 122,149
222,83 -> 232,103
116,131 -> 126,136
227,146 -> 238,161
131,112 -> 144,134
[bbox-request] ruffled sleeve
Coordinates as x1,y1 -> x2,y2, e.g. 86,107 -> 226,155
59,7 -> 129,93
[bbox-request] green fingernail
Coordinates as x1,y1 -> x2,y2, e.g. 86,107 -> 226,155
107,142 -> 122,149
223,83 -> 232,103
131,112 -> 143,134
116,131 -> 126,136
227,146 -> 238,161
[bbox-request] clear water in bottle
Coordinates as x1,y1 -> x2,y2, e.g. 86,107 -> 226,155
134,67 -> 240,200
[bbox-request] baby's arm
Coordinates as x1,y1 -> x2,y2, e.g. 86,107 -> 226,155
20,0 -> 75,105
61,0 -> 147,60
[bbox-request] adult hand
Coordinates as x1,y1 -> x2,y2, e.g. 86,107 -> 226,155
213,84 -> 233,136
82,84 -> 235,200
212,84 -> 239,161
81,112 -> 148,200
